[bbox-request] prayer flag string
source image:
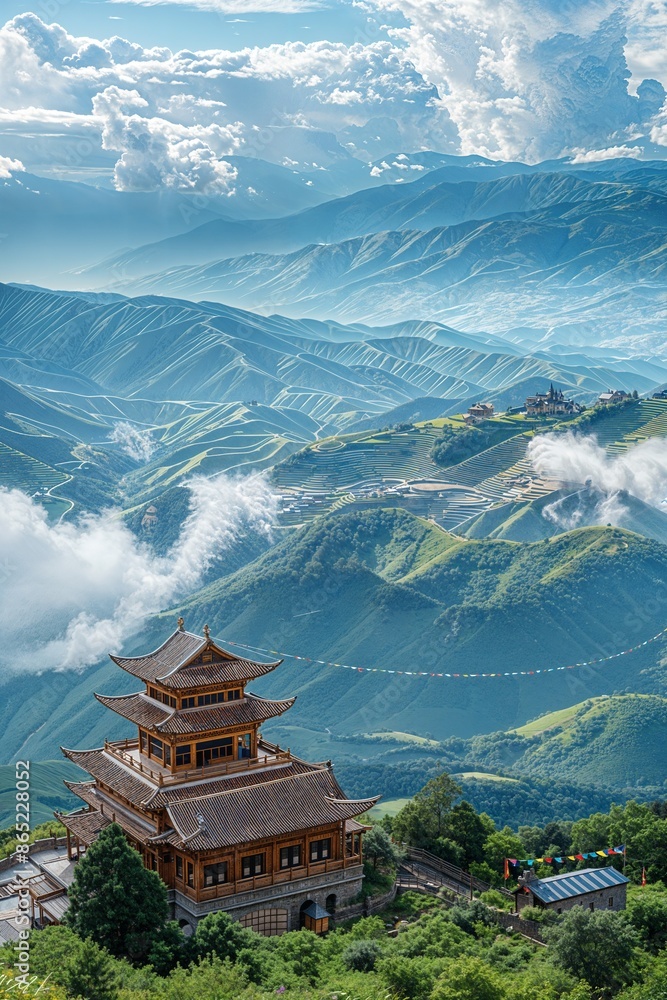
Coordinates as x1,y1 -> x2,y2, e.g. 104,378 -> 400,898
218,625 -> 667,682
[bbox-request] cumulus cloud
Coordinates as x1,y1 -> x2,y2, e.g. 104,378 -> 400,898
0,154 -> 24,177
369,0 -> 666,161
528,432 -> 667,508
93,86 -> 240,193
1,4 -> 666,182
0,13 -> 455,187
0,474 -> 277,676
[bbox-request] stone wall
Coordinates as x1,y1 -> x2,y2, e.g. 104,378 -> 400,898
171,864 -> 365,934
0,838 -> 67,876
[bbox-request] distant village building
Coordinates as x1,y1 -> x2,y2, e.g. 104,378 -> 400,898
57,623 -> 377,936
525,384 -> 581,417
465,403 -> 495,424
596,390 -> 629,406
141,504 -> 159,532
653,389 -> 667,400
514,867 -> 628,915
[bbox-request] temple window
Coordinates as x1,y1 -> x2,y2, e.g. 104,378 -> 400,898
197,691 -> 226,706
175,856 -> 183,880
175,745 -> 191,767
187,862 -> 194,888
181,696 -> 195,709
196,736 -> 233,767
242,853 -> 265,878
310,838 -> 331,862
280,845 -> 301,869
203,861 -> 228,886
149,736 -> 164,760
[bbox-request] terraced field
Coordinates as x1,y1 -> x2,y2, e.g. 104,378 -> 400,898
272,399 -> 667,531
0,442 -> 70,505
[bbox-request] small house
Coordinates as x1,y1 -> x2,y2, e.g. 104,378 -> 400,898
514,867 -> 628,915
596,390 -> 629,406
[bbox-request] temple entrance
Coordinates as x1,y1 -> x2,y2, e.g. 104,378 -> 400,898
326,893 -> 337,915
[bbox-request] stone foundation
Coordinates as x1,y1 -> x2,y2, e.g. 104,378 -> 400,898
171,864 -> 364,935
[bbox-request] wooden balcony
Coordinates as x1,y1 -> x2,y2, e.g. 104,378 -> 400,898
175,854 -> 362,903
104,738 -> 294,786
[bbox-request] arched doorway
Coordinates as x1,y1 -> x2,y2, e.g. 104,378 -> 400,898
178,919 -> 193,937
326,893 -> 337,916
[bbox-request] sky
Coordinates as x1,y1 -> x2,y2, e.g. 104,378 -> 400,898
2,0 -> 667,193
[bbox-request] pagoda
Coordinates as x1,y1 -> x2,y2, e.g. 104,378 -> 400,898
58,620 -> 378,936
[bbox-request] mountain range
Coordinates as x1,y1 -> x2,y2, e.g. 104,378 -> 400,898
5,282 -> 665,514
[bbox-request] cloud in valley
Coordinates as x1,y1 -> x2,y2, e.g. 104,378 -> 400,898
0,474 -> 277,677
109,421 -> 156,462
529,432 -> 667,508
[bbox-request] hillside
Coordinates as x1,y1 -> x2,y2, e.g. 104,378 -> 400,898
9,508 -> 667,767
108,190 -> 667,341
5,283 -> 664,516
461,487 -> 667,546
87,170 -> 631,281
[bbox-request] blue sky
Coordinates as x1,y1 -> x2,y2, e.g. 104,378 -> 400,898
0,0 -> 373,50
1,0 -> 666,192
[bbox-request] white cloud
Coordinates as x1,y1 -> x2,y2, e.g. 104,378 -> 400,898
528,432 -> 667,508
569,144 -> 643,162
109,422 -> 155,462
0,154 -> 24,177
92,85 -> 241,193
368,0 -> 666,161
0,474 -> 277,676
1,4 -> 666,182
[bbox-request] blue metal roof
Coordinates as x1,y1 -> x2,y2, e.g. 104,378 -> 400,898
528,867 -> 628,905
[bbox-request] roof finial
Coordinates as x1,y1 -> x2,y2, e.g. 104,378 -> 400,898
177,616 -> 185,632
203,623 -> 210,640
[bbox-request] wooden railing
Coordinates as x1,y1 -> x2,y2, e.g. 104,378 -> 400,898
177,854 -> 362,902
105,739 -> 293,786
401,847 -> 514,900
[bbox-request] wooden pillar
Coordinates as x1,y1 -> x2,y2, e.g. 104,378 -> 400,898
65,828 -> 72,861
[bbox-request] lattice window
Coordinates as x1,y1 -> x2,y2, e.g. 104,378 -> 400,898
240,908 -> 288,937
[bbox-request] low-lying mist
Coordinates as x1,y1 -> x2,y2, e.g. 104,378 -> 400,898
529,431 -> 667,505
0,474 -> 276,678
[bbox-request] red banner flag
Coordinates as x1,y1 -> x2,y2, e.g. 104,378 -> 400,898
642,867 -> 647,887
504,858 -> 509,881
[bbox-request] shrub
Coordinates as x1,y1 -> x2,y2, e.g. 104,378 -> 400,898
342,939 -> 383,972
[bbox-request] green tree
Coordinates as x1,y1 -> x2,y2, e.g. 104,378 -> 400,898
483,827 -> 524,875
187,910 -> 255,965
415,772 -> 462,837
446,803 -> 495,867
430,955 -> 506,1000
273,929 -> 324,984
627,883 -> 667,954
66,938 -> 119,1000
378,954 -> 445,1000
65,824 -> 169,964
547,906 -> 640,993
23,926 -> 119,1000
363,824 -> 403,869
393,773 -> 462,850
